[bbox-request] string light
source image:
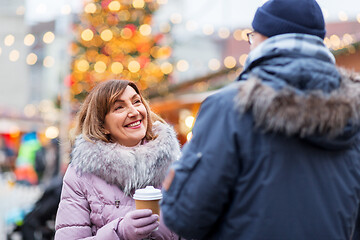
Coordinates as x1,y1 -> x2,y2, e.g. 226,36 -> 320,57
24,104 -> 37,118
176,60 -> 189,72
208,58 -> 221,71
100,29 -> 113,41
26,53 -> 38,65
330,34 -> 341,48
233,29 -> 243,41
9,50 -> 20,62
160,62 -> 173,74
84,3 -> 97,14
139,24 -> 152,36
76,59 -> 90,72
218,27 -> 230,39
45,126 -> 59,139
185,116 -> 195,128
24,34 -> 35,46
159,22 -> 171,33
128,60 -> 140,73
111,62 -> 123,74
94,61 -> 107,73
4,34 -> 15,46
170,13 -> 182,24
43,56 -> 55,68
43,31 -> 55,44
338,11 -> 348,21
108,1 -> 121,11
133,0 -> 145,9
224,56 -> 236,68
202,24 -> 214,35
81,29 -> 94,41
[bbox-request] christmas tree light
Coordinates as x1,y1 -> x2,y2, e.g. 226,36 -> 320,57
69,0 -> 173,103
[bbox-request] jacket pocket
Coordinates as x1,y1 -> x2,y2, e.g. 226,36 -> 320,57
162,151 -> 202,205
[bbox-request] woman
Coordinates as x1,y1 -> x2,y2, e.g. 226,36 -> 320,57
55,79 -> 181,239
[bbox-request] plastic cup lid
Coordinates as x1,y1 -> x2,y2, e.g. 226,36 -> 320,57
133,186 -> 163,200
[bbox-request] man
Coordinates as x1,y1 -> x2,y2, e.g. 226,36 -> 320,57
161,0 -> 360,239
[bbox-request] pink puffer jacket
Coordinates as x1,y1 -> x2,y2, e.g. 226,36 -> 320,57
55,122 -> 181,239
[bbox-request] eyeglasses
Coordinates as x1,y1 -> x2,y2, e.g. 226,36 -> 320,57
246,31 -> 255,45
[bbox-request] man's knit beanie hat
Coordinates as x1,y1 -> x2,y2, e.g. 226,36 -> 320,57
252,0 -> 326,39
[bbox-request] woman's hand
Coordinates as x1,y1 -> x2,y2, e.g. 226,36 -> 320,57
117,209 -> 159,240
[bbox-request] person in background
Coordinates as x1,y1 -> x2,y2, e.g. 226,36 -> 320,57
55,79 -> 180,239
0,135 -> 16,172
14,131 -> 42,185
35,138 -> 60,184
160,0 -> 360,239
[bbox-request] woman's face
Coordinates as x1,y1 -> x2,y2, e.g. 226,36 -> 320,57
104,85 -> 148,147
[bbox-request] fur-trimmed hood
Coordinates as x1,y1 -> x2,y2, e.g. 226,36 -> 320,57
236,68 -> 360,148
70,121 -> 181,196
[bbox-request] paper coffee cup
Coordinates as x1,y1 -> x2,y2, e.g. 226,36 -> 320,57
133,186 -> 162,217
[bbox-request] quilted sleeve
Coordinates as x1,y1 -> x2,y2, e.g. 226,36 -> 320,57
54,166 -> 122,239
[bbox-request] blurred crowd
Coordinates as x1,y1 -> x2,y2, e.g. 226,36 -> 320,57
1,133 -> 62,240
0,133 -> 59,186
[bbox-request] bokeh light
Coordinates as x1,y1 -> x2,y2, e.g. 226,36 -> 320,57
100,29 -> 113,41
4,34 -> 15,46
9,50 -> 19,62
24,34 -> 35,46
224,56 -> 236,68
111,62 -> 123,74
43,56 -> 55,67
94,61 -> 107,73
128,60 -> 140,73
43,31 -> 55,44
26,53 -> 38,65
76,59 -> 90,72
208,58 -> 221,71
84,3 -> 97,13
176,60 -> 189,72
160,62 -> 173,74
108,1 -> 121,11
81,29 -> 94,41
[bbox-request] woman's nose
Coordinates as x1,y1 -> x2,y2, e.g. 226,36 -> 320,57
127,105 -> 139,117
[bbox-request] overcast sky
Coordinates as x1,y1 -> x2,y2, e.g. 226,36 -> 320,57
155,0 -> 360,29
25,0 -> 360,28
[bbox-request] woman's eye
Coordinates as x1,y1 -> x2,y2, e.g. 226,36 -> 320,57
134,99 -> 141,104
115,105 -> 124,110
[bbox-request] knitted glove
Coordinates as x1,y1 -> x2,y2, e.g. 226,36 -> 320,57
117,209 -> 159,240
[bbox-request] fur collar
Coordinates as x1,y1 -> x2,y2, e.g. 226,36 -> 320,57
70,122 -> 181,196
236,68 -> 360,138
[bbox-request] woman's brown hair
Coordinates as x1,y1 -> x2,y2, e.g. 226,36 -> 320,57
71,79 -> 164,144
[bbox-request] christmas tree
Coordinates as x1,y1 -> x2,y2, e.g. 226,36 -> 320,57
68,0 -> 172,102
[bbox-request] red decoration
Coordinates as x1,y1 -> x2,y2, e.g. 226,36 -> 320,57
137,55 -> 150,67
124,24 -> 137,33
101,0 -> 112,9
64,74 -> 75,87
154,33 -> 164,43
